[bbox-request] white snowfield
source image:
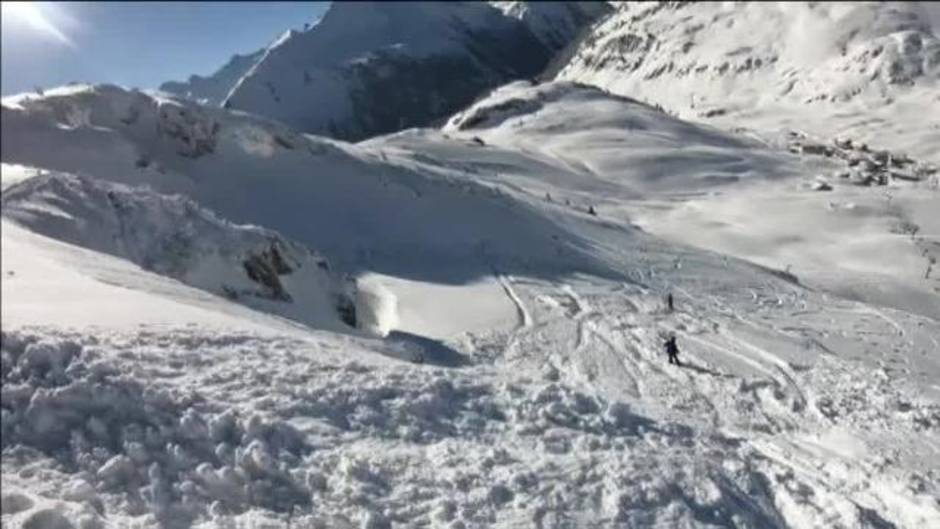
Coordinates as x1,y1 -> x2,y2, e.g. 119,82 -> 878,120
2,6 -> 940,527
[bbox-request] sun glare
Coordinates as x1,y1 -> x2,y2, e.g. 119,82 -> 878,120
1,1 -> 74,47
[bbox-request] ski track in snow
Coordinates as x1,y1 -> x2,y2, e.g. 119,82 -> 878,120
494,269 -> 532,329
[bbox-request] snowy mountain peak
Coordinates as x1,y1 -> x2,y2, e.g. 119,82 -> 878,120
163,2 -> 609,141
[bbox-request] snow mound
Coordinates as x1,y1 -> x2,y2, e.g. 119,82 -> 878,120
353,277 -> 399,338
1,171 -> 355,331
5,311 -> 937,528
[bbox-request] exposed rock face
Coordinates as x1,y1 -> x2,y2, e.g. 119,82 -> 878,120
242,241 -> 295,302
156,102 -> 220,158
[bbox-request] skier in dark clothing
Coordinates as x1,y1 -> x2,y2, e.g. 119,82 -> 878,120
664,335 -> 681,366
665,292 -> 674,313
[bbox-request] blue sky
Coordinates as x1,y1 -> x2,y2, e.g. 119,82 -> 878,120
1,2 -> 330,95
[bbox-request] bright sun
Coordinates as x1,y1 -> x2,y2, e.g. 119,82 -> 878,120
1,1 -> 73,47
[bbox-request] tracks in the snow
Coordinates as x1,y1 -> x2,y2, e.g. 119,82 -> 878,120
493,268 -> 532,328
468,268 -> 938,528
492,277 -> 828,436
572,313 -> 642,400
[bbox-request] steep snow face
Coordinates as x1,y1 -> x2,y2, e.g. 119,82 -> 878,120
557,2 -> 940,162
219,1 -> 608,140
2,171 -> 355,331
160,50 -> 265,106
0,85 -> 617,284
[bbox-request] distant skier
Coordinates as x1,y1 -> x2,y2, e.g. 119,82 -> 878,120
665,292 -> 674,313
664,335 -> 681,366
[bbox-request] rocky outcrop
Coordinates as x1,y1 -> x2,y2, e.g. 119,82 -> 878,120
242,241 -> 296,302
156,102 -> 220,158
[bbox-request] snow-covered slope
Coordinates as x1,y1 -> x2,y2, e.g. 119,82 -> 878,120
3,37 -> 940,529
0,85 -> 615,285
5,176 -> 940,529
160,50 -> 265,106
373,79 -> 940,320
557,2 -> 940,162
442,80 -> 805,195
0,217 -> 323,334
2,171 -> 355,331
219,1 -> 609,140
